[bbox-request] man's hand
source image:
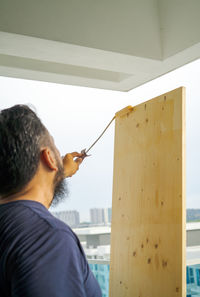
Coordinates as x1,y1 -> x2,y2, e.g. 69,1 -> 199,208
62,152 -> 83,178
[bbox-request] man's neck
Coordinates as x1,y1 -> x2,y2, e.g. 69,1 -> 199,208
0,183 -> 53,209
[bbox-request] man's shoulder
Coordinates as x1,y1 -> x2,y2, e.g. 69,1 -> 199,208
24,202 -> 77,237
4,200 -> 77,240
39,209 -> 76,236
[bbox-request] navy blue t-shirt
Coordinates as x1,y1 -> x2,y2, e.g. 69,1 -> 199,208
0,200 -> 102,297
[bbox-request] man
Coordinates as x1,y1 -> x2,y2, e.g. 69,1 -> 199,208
0,105 -> 102,297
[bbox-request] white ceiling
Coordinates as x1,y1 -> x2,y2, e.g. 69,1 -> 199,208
0,0 -> 200,91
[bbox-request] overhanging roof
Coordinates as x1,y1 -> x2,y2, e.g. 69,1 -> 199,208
0,0 -> 200,91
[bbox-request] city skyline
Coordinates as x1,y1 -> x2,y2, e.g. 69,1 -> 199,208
51,207 -> 112,224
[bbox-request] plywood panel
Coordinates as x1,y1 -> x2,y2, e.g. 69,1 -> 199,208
109,87 -> 186,297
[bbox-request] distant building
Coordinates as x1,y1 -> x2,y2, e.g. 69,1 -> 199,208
85,245 -> 110,261
74,226 -> 111,249
90,208 -> 112,225
107,208 -> 112,224
89,262 -> 109,297
90,208 -> 104,225
187,209 -> 200,222
187,264 -> 200,296
52,210 -> 80,228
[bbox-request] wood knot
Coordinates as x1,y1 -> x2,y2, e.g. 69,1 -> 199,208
162,260 -> 168,268
141,243 -> 144,249
154,244 -> 158,249
147,258 -> 151,264
133,251 -> 137,257
136,123 -> 140,128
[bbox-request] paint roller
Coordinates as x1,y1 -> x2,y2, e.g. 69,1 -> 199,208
80,106 -> 133,159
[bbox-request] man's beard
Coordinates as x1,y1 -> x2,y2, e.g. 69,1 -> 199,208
50,160 -> 69,207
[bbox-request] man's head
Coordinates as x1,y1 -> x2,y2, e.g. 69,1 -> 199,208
0,104 -> 67,206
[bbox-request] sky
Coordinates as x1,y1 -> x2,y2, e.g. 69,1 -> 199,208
0,59 -> 200,221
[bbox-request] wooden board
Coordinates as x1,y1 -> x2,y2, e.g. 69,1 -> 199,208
109,87 -> 186,297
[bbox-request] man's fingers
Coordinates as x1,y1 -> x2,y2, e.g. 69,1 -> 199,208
75,157 -> 83,165
70,152 -> 84,158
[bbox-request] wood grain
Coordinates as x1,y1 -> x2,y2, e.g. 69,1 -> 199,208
109,87 -> 186,297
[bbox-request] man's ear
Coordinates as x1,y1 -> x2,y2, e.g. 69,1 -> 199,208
40,148 -> 58,171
